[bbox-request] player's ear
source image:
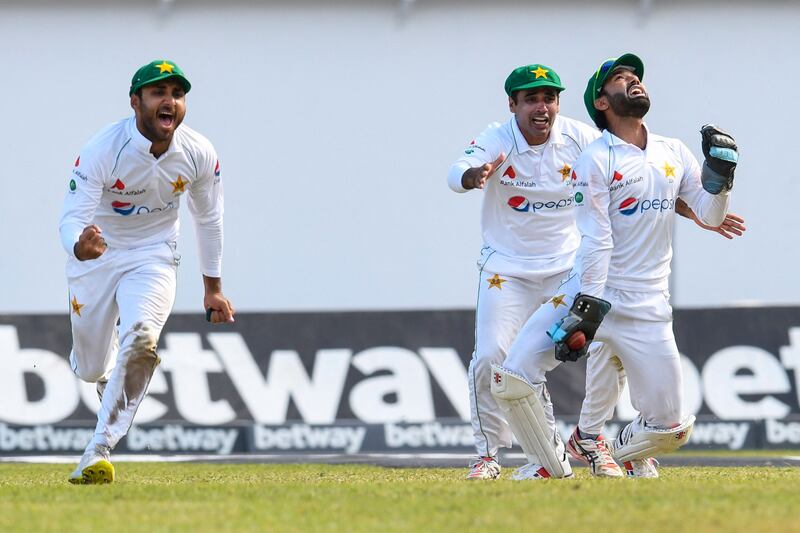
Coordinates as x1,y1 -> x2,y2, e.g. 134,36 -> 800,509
594,95 -> 609,113
508,95 -> 516,113
130,93 -> 139,111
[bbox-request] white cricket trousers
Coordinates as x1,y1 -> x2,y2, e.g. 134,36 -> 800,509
503,273 -> 683,450
66,241 -> 179,449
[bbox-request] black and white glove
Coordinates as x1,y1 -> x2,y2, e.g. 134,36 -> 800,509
700,124 -> 738,194
547,294 -> 611,362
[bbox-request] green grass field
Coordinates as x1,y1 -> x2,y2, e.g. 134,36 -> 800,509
1,462 -> 799,532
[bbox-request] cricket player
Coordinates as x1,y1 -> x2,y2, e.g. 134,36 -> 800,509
490,53 -> 738,480
574,199 -> 745,478
60,59 -> 234,484
450,63 -> 742,480
447,64 -> 616,480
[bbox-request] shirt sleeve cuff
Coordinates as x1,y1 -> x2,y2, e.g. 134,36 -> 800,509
447,161 -> 471,193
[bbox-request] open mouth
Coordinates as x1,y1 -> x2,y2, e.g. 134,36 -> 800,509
628,85 -> 646,97
532,115 -> 549,127
157,110 -> 175,128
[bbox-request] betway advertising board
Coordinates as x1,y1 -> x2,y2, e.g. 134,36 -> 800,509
2,308 -> 800,454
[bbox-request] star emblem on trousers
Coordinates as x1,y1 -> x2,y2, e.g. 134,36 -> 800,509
550,294 -> 567,308
487,274 -> 506,290
71,295 -> 84,317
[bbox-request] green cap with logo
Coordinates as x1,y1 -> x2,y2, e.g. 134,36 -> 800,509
583,53 -> 644,125
504,64 -> 565,96
129,59 -> 191,96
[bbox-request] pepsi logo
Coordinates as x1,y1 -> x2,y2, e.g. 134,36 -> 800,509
619,197 -> 639,216
111,201 -> 135,215
508,196 -> 530,212
214,160 -> 220,177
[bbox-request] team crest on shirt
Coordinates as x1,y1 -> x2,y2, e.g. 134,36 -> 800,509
662,162 -> 676,183
559,164 -> 571,181
171,175 -> 188,194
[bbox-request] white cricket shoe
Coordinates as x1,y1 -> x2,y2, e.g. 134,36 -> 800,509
566,428 -> 624,478
511,461 -> 573,480
623,458 -> 659,478
68,444 -> 115,485
466,456 -> 501,480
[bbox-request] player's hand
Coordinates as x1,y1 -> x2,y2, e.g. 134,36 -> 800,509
204,292 -> 235,324
694,212 -> 746,239
461,152 -> 506,190
74,224 -> 107,261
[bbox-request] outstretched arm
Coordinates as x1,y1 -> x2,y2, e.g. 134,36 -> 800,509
675,198 -> 746,239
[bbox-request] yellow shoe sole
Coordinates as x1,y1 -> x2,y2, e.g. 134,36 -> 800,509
69,460 -> 115,485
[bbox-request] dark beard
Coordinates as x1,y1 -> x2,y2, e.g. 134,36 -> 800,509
606,91 -> 650,119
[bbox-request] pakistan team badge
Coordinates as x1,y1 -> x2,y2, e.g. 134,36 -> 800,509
487,274 -> 506,290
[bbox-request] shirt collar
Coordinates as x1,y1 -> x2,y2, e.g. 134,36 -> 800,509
602,122 -> 650,148
510,115 -> 564,154
127,116 -> 184,156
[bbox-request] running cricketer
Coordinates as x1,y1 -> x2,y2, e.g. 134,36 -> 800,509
59,59 -> 235,484
490,53 -> 737,480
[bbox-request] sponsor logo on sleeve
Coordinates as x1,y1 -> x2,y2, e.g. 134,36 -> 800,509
464,140 -> 486,155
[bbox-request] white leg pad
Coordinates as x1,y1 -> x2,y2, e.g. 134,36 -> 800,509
612,415 -> 696,462
490,364 -> 570,478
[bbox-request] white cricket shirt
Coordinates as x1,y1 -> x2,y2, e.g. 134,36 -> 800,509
59,117 -> 224,277
573,126 -> 730,297
448,115 -> 600,274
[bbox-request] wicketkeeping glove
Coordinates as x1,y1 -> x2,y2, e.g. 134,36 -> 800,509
547,294 -> 611,362
700,124 -> 738,194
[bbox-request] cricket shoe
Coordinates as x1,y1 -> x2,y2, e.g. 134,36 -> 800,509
68,444 -> 115,485
623,458 -> 659,478
466,456 -> 501,480
511,462 -> 573,480
566,428 -> 623,478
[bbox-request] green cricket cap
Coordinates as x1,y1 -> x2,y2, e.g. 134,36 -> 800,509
129,60 -> 191,96
583,53 -> 644,124
504,64 -> 565,96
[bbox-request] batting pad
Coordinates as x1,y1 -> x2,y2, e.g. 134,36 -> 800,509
490,364 -> 570,478
612,415 -> 696,462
